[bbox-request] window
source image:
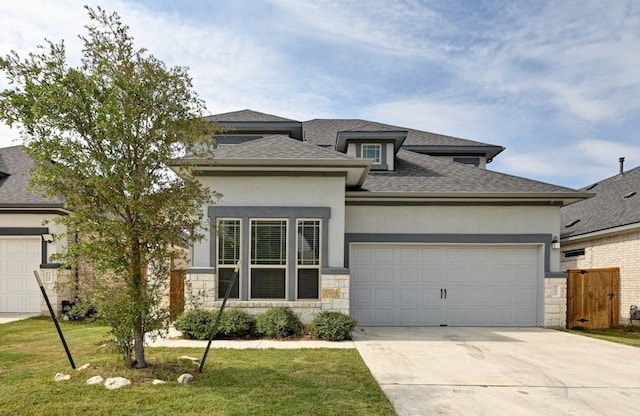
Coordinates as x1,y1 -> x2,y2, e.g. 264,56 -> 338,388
217,219 -> 241,299
362,144 -> 381,164
250,219 -> 287,299
297,220 -> 320,299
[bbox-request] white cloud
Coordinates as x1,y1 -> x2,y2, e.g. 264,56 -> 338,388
495,138 -> 640,188
363,98 -> 492,140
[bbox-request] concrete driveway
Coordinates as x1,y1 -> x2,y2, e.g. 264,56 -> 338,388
353,327 -> 640,416
0,313 -> 39,324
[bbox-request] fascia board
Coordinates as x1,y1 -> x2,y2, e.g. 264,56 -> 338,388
561,222 -> 640,242
0,205 -> 71,213
335,131 -> 408,153
175,158 -> 372,187
345,191 -> 593,205
403,145 -> 506,161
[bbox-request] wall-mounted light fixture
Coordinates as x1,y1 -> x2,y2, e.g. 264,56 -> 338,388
551,236 -> 560,249
42,233 -> 55,243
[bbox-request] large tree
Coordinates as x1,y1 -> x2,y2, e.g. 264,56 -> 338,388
0,6 -> 218,368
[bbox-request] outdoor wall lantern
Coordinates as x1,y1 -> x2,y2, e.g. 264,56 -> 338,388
42,233 -> 55,243
551,236 -> 560,249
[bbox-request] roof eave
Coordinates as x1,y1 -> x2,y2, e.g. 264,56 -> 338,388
561,221 -> 640,242
172,158 -> 372,187
0,204 -> 70,213
402,145 -> 506,162
345,191 -> 592,205
335,131 -> 409,153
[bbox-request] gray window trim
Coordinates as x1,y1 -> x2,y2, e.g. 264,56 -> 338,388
0,227 -> 50,265
208,206 -> 330,300
355,142 -> 389,170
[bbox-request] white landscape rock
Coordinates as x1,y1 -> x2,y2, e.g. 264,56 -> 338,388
177,373 -> 194,384
54,373 -> 71,382
104,377 -> 131,390
86,375 -> 104,385
77,363 -> 91,371
152,379 -> 167,385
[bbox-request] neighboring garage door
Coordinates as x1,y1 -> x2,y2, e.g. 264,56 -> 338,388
351,244 -> 540,326
0,238 -> 41,313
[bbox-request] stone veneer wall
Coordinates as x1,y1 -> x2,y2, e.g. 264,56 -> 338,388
41,268 -> 71,316
561,230 -> 640,324
544,277 -> 567,328
185,272 -> 350,324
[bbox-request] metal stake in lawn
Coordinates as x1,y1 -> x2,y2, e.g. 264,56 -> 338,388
33,271 -> 76,369
198,261 -> 240,373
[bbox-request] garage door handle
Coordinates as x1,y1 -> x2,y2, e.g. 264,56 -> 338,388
440,288 -> 443,299
444,288 -> 447,299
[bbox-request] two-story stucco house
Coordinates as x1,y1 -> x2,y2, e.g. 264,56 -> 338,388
172,109 -> 590,327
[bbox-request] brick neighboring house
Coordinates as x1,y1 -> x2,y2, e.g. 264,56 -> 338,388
560,160 -> 640,323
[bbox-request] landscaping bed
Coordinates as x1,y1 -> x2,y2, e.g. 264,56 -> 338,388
0,317 -> 394,416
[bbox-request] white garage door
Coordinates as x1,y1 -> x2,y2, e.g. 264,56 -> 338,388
0,238 -> 42,313
351,244 -> 540,326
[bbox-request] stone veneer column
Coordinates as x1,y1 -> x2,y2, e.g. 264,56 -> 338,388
544,278 -> 567,328
320,274 -> 350,315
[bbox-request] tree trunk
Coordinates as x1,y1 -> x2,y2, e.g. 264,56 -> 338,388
133,315 -> 146,368
132,256 -> 147,368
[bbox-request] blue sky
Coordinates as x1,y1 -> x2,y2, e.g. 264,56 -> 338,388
1,0 -> 639,189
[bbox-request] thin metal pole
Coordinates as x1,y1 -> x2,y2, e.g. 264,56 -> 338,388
33,271 -> 76,369
199,261 -> 240,373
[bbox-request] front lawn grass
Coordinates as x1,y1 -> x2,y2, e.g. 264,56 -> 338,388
0,317 -> 395,416
565,325 -> 640,348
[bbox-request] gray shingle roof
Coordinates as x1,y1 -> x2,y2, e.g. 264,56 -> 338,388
212,135 -> 358,160
303,119 -> 497,148
358,150 -> 578,194
561,166 -> 640,238
204,109 -> 298,123
0,145 -> 64,207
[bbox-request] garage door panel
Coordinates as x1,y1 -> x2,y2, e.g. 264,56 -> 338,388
0,237 -> 42,313
373,248 -> 393,263
374,288 -> 394,303
373,268 -> 394,283
373,309 -> 394,324
351,244 -> 540,326
398,268 -> 419,283
399,288 -> 420,303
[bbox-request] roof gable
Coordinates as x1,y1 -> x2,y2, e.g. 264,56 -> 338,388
561,166 -> 640,238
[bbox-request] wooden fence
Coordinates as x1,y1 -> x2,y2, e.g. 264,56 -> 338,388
566,268 -> 619,329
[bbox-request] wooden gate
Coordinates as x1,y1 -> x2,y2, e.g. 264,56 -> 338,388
169,269 -> 185,320
566,268 -> 619,329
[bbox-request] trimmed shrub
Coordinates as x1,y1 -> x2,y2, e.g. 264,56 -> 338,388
256,307 -> 303,339
310,312 -> 357,341
174,308 -> 257,340
174,308 -> 216,340
218,308 -> 256,338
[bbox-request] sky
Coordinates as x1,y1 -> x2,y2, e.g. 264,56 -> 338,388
1,0 -> 639,190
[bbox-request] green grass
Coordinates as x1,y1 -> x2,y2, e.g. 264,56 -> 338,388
565,325 -> 640,348
0,318 -> 395,416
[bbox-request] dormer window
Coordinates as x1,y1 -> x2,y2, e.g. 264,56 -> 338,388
362,143 -> 382,164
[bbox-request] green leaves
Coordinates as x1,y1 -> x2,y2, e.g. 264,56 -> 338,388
0,6 -> 220,368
